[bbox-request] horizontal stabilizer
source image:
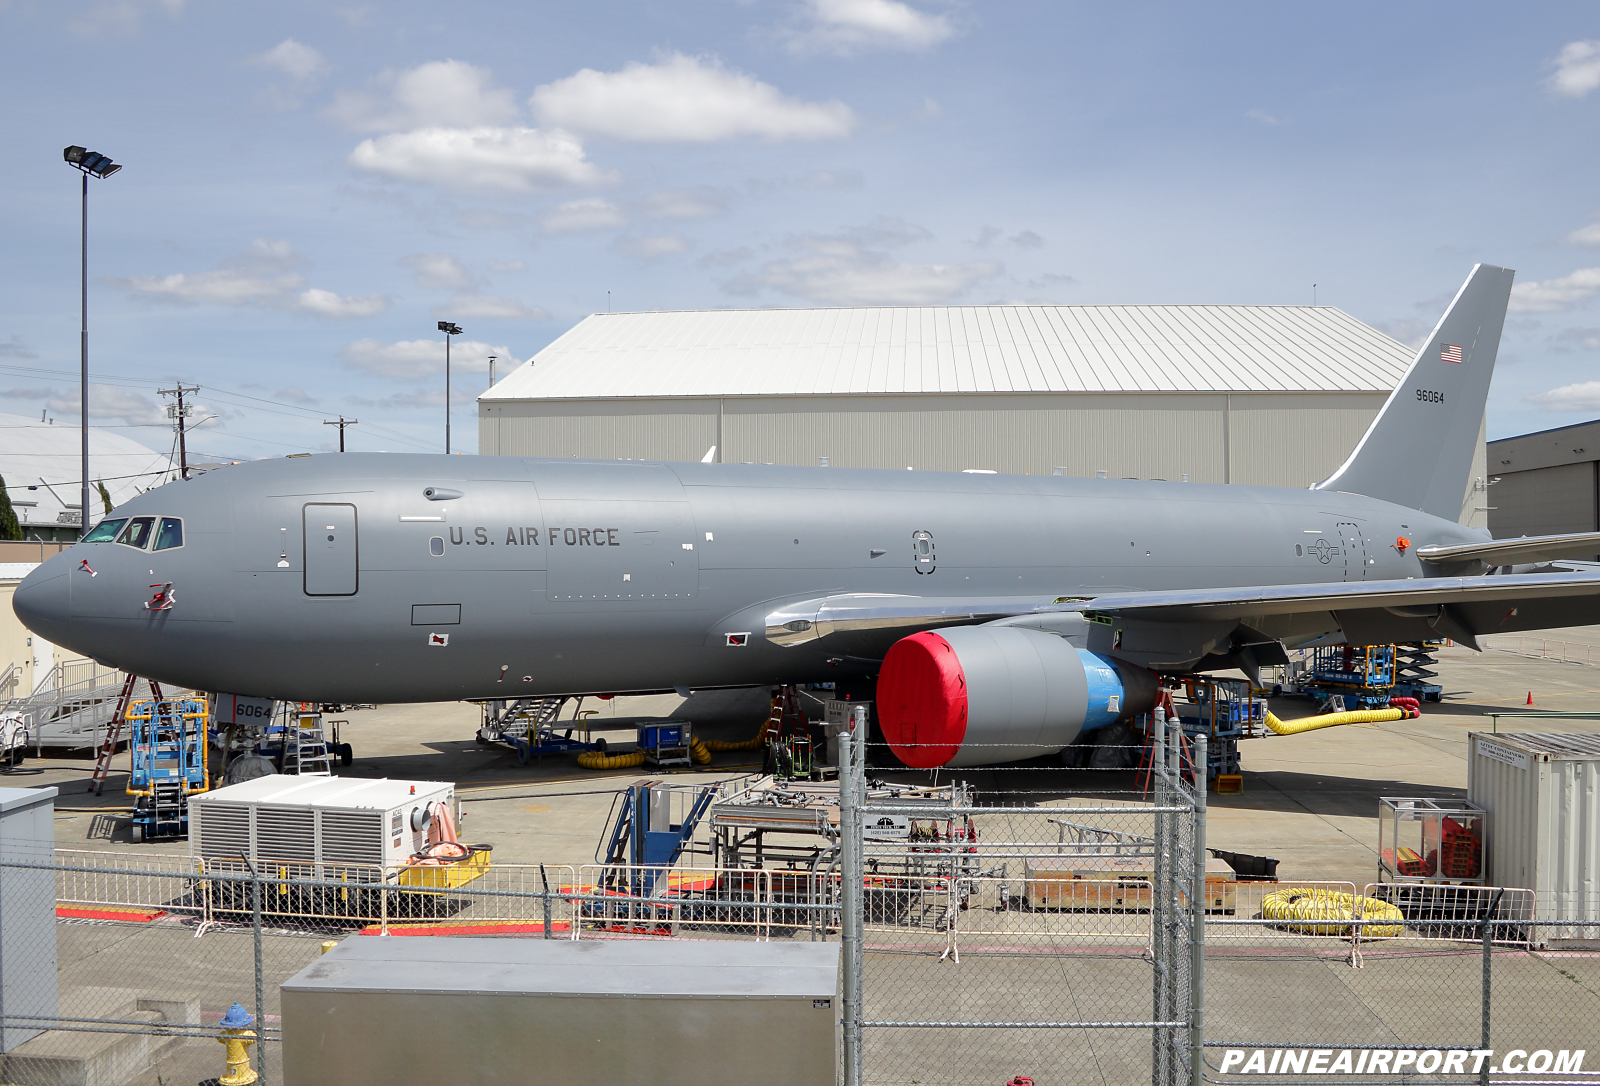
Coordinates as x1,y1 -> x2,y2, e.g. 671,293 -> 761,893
1417,531 -> 1600,568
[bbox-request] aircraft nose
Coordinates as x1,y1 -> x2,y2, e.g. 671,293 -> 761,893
12,562 -> 72,641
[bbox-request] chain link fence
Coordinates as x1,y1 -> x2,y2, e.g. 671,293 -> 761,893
2,737 -> 1597,1086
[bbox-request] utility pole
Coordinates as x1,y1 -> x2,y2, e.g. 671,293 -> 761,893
158,385 -> 199,480
322,417 -> 359,452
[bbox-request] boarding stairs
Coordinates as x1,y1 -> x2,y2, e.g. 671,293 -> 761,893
485,697 -> 568,744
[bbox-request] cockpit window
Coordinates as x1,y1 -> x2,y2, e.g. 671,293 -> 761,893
83,519 -> 127,543
116,516 -> 156,549
153,517 -> 184,551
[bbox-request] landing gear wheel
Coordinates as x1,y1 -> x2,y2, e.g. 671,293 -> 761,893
340,743 -> 353,766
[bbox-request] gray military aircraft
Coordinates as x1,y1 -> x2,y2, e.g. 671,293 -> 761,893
14,264 -> 1600,767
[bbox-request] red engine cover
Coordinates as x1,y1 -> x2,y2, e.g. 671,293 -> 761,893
877,630 -> 968,768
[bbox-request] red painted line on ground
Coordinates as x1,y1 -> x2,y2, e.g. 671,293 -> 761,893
356,921 -> 573,936
56,904 -> 166,922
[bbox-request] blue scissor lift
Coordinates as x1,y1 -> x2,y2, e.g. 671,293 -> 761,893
126,698 -> 209,842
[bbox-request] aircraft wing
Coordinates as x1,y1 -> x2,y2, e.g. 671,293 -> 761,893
763,571 -> 1600,674
1416,531 -> 1600,568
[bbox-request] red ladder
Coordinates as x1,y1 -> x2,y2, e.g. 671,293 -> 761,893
90,674 -> 164,796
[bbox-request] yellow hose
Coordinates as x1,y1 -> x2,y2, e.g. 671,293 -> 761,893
1261,887 -> 1404,937
1265,707 -> 1405,735
702,712 -> 779,752
576,749 -> 647,770
689,737 -> 712,764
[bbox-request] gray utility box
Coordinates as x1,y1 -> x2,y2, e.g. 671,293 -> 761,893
282,937 -> 840,1086
0,787 -> 59,1052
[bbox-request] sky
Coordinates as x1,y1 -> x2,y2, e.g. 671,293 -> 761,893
1,1 -> 1598,469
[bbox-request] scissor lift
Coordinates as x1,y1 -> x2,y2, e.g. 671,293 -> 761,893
126,697 -> 210,842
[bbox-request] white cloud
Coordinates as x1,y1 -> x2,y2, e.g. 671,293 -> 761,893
784,0 -> 955,56
542,198 -> 626,234
1508,267 -> 1600,313
530,53 -> 855,142
0,335 -> 38,359
402,253 -> 476,290
725,224 -> 1001,305
349,126 -> 614,194
639,187 -> 728,220
438,296 -> 549,320
116,268 -> 306,306
114,239 -> 386,316
254,39 -> 327,81
342,337 -> 512,380
1527,381 -> 1600,412
1546,40 -> 1600,99
298,288 -> 389,318
1009,230 -> 1044,249
49,384 -> 169,426
487,260 -> 526,272
1552,327 -> 1600,351
1567,223 -> 1600,247
328,60 -> 519,131
67,0 -> 185,38
614,234 -> 694,259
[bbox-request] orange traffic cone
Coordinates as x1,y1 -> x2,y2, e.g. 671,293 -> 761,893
1526,691 -> 1534,706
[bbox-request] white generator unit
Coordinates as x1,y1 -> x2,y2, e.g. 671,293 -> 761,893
189,776 -> 458,875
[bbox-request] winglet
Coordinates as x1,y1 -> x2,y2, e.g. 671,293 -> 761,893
1315,264 -> 1514,520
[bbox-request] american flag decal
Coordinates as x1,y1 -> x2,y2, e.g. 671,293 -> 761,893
1441,344 -> 1463,364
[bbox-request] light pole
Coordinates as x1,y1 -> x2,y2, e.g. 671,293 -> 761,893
63,145 -> 122,537
438,321 -> 461,454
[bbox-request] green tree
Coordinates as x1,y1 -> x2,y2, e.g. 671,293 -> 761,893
0,474 -> 22,541
96,480 -> 113,515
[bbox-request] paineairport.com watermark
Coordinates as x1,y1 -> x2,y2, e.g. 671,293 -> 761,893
1218,1048 -> 1586,1075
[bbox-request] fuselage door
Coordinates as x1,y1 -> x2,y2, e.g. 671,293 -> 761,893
304,503 -> 358,596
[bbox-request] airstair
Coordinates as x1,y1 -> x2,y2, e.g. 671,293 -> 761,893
476,696 -> 605,763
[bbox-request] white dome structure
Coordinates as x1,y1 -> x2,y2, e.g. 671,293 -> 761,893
0,412 -> 176,540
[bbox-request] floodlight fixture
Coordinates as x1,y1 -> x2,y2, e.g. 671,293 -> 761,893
439,321 -> 463,453
63,144 -> 124,537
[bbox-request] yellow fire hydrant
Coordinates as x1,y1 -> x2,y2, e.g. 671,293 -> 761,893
217,1002 -> 259,1086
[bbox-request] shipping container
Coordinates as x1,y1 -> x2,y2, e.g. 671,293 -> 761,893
1467,732 -> 1600,943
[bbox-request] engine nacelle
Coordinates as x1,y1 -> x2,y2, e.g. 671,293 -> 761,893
877,626 -> 1158,768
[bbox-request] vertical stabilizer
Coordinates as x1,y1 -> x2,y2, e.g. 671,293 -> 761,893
1315,264 -> 1514,520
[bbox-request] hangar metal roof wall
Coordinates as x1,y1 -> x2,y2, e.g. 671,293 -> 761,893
0,412 -> 175,530
483,305 -> 1415,402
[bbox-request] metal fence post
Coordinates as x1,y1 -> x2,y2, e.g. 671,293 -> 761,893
1190,733 -> 1207,1086
240,855 -> 266,1086
1480,887 -> 1505,1086
839,722 -> 864,1086
1152,710 -> 1169,1085
539,863 -> 553,939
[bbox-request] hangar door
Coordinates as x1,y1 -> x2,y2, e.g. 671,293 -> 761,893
304,503 -> 358,596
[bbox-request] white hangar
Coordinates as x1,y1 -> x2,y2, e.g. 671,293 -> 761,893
478,305 -> 1486,525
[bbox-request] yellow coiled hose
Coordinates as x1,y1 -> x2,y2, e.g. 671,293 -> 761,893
1261,887 -> 1404,937
577,738 -> 713,769
1265,707 -> 1406,735
701,714 -> 778,752
575,748 -> 646,770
